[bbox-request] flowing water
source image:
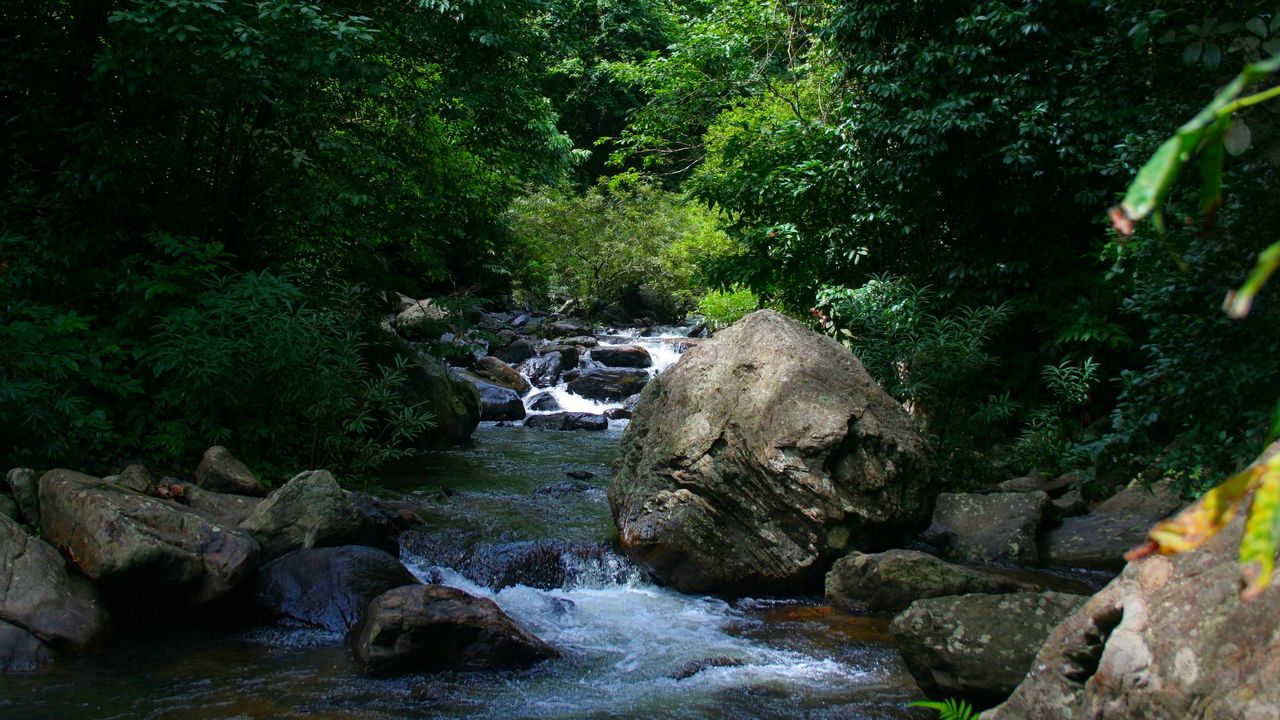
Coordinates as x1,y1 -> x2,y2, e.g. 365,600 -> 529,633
0,326 -> 923,719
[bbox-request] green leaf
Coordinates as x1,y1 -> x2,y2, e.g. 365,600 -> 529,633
1120,132 -> 1197,221
1183,40 -> 1203,65
1246,18 -> 1269,38
1198,118 -> 1227,216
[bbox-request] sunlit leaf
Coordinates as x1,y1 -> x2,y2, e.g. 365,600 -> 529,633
1240,465 -> 1280,599
1224,117 -> 1253,156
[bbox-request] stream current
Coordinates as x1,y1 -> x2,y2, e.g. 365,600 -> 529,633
0,327 -> 922,719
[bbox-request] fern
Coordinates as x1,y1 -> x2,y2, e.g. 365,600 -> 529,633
909,698 -> 976,720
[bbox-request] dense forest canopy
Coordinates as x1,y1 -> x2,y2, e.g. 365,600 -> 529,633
2,0 -> 1278,491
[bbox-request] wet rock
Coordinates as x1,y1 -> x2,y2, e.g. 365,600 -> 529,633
688,323 -> 708,338
920,491 -> 1049,567
987,512 -> 1280,720
352,584 -> 559,676
0,620 -> 53,674
610,310 -> 935,595
524,412 -> 608,431
196,446 -> 267,497
825,549 -> 1033,614
40,469 -> 259,605
566,367 -> 649,402
248,546 -> 418,632
590,345 -> 653,369
473,356 -> 532,395
4,469 -> 39,528
535,480 -> 591,497
396,348 -> 480,447
406,536 -> 617,590
455,371 -> 526,421
521,353 -> 564,389
565,470 -> 595,481
1042,479 -> 1184,571
490,332 -> 537,365
560,335 -> 598,348
240,470 -> 384,560
549,319 -> 594,338
890,591 -> 1087,706
0,513 -> 107,665
604,407 -> 632,420
346,492 -> 424,549
526,392 -> 563,412
671,656 -> 745,680
541,345 -> 580,367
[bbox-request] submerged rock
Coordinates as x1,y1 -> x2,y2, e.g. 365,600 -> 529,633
248,546 -> 418,632
352,584 -> 558,676
39,469 -> 259,606
890,591 -> 1086,707
987,512 -> 1280,720
196,446 -> 267,497
0,513 -> 107,671
610,310 -> 935,595
566,367 -> 649,402
920,491 -> 1049,566
524,412 -> 608,432
825,549 -> 1032,614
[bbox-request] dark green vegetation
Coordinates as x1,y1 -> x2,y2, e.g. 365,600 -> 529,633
3,0 -> 1279,491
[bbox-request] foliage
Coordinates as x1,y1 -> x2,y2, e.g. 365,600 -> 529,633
908,697 -> 976,720
697,286 -> 760,331
505,175 -> 730,312
150,271 -> 435,480
1115,53 -> 1280,600
814,276 -> 1013,483
1014,359 -> 1101,474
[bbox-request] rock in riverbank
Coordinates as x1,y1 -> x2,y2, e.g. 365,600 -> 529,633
826,549 -> 1032,614
248,546 -> 418,632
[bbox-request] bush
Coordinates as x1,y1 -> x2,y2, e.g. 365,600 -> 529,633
697,286 -> 759,330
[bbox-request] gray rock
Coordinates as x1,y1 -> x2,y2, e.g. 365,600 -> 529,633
1042,480 -> 1184,571
521,353 -> 564,388
396,347 -> 481,447
921,491 -> 1050,566
491,336 -> 537,365
239,470 -> 381,560
393,299 -> 449,340
248,546 -> 418,632
4,469 -> 39,528
566,367 -> 650,402
0,620 -> 53,674
351,584 -> 559,676
39,469 -> 258,605
987,512 -> 1280,720
541,345 -> 580,368
559,335 -> 598,348
0,496 -> 17,524
590,345 -> 653,369
609,310 -> 936,595
826,549 -> 1032,614
995,471 -> 1077,496
0,513 -> 107,660
548,319 -> 594,337
524,412 -> 608,431
172,481 -> 261,526
196,446 -> 267,497
116,464 -> 157,494
473,356 -> 532,395
1050,489 -> 1087,519
890,591 -> 1087,706
527,392 -> 562,412
455,371 -> 526,421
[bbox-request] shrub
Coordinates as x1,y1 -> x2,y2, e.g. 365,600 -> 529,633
696,286 -> 759,330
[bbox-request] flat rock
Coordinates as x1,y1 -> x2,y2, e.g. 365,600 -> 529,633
921,491 -> 1049,566
1041,480 -> 1184,571
826,549 -> 1032,614
524,412 -> 608,431
239,470 -> 384,561
39,469 -> 258,606
590,345 -> 653,369
566,367 -> 649,402
351,584 -> 558,676
890,591 -> 1087,706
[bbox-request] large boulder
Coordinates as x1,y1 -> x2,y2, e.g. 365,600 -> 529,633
986,512 -> 1280,720
524,412 -> 608,431
0,513 -> 107,671
171,481 -> 261,526
825,549 -> 1032,614
455,371 -> 526,421
490,330 -> 537,365
239,470 -> 387,560
397,349 -> 481,447
590,345 -> 653,369
393,298 -> 449,341
3,469 -> 39,528
39,470 -> 259,606
1042,480 -> 1184,571
195,446 -> 266,497
247,546 -> 419,632
920,491 -> 1050,566
472,356 -> 532,395
609,310 -> 935,594
352,584 -> 558,675
890,591 -> 1087,706
566,367 -> 650,402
